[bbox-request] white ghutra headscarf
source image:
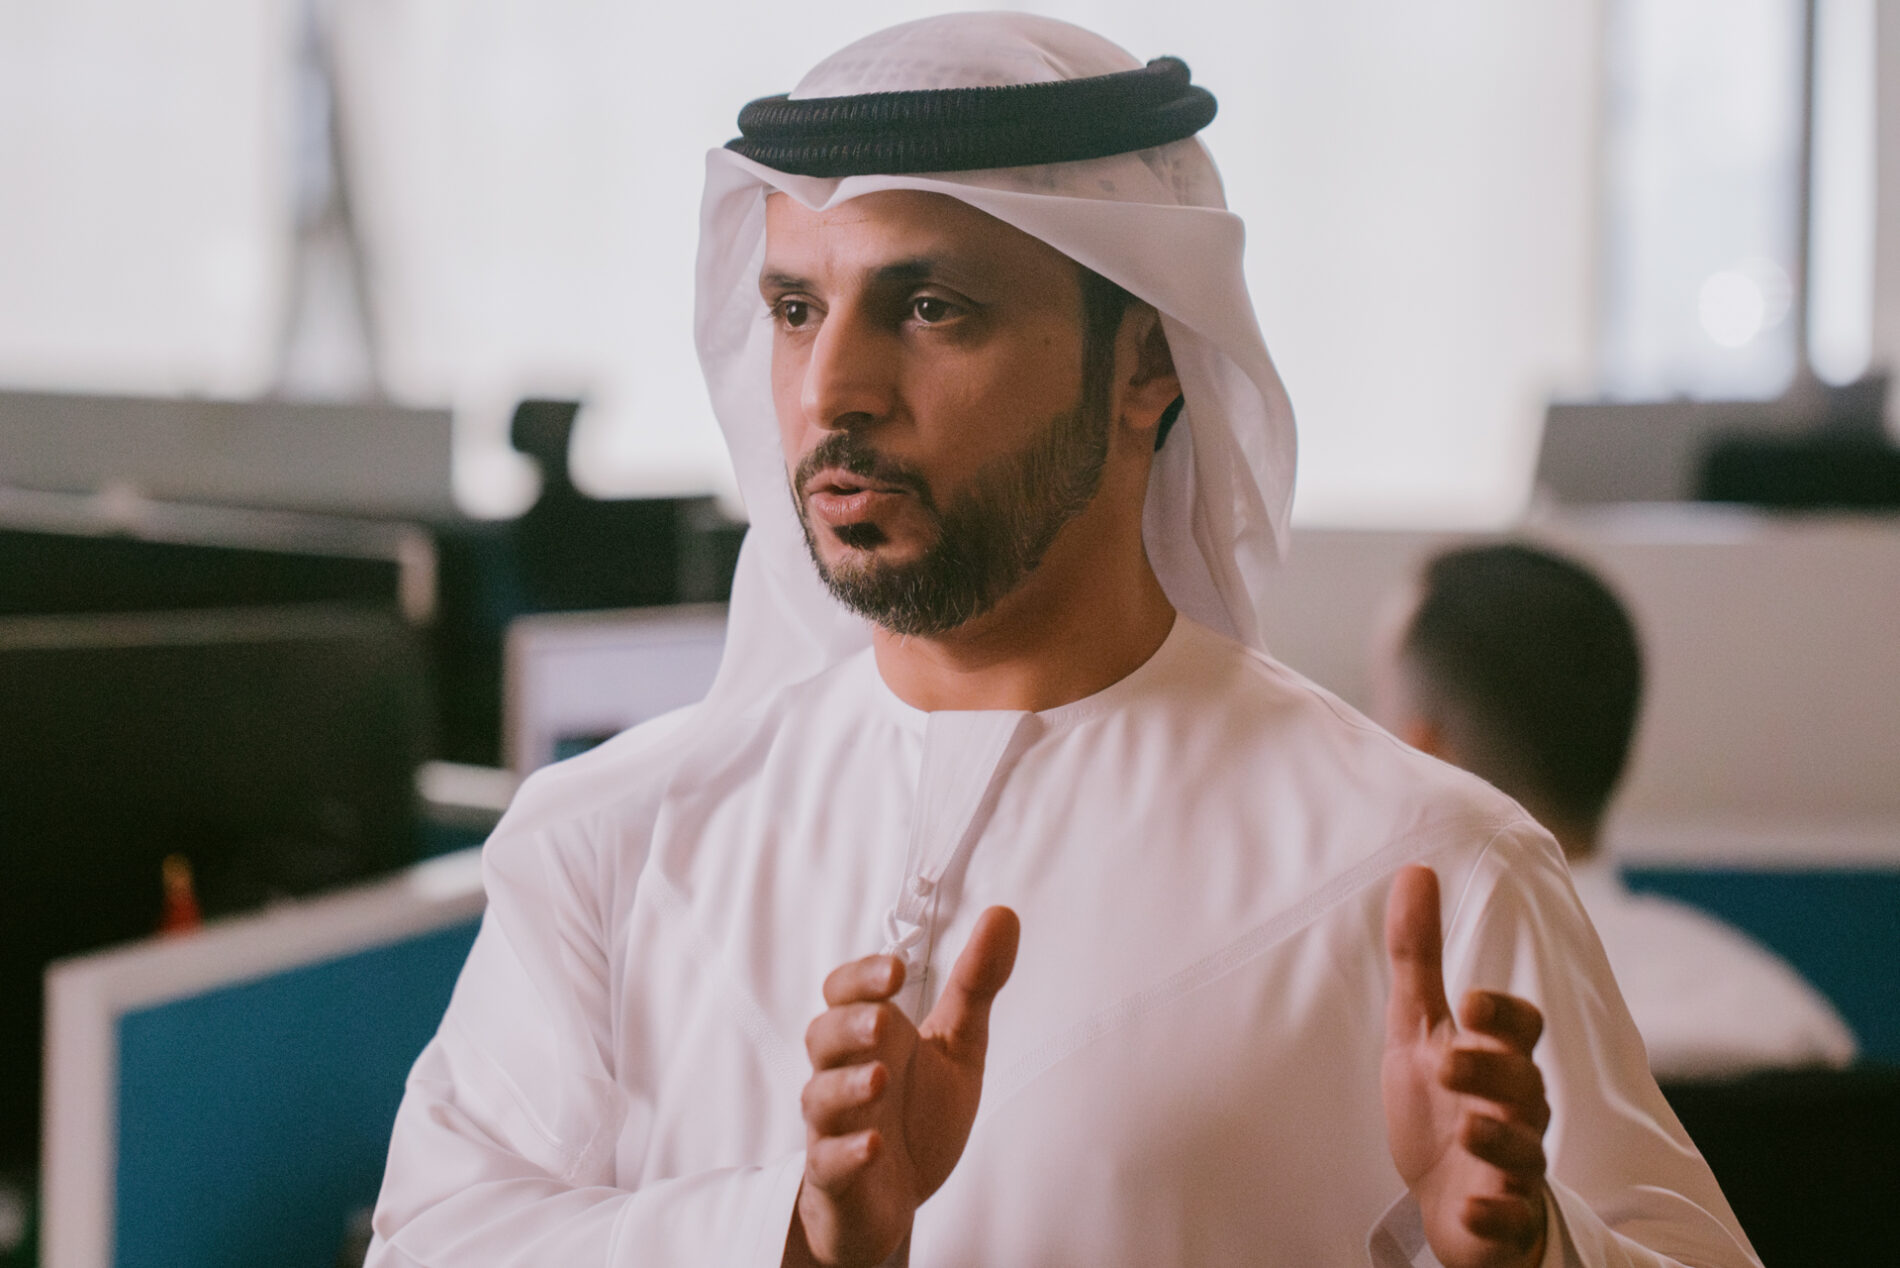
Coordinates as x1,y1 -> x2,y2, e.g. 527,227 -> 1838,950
693,12 -> 1297,716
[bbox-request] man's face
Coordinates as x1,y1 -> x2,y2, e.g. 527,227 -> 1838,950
761,189 -> 1110,636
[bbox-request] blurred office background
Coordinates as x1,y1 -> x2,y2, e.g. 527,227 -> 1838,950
2,1 -> 1897,1265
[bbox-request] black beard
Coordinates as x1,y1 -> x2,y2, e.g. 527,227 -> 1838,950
791,398 -> 1111,637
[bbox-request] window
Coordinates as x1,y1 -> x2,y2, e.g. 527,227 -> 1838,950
1598,0 -> 1877,399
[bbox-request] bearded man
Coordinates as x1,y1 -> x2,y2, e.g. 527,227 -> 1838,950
368,15 -> 1758,1267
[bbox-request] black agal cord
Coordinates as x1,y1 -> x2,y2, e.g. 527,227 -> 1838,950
727,57 -> 1216,177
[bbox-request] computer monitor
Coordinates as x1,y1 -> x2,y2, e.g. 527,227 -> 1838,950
502,603 -> 727,775
0,603 -> 432,1173
0,485 -> 434,624
39,850 -> 484,1268
1534,393 -> 1837,505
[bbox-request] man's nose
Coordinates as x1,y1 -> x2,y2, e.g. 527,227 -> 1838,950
801,307 -> 895,431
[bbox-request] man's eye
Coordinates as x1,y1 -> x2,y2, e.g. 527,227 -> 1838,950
911,297 -> 954,324
774,299 -> 811,329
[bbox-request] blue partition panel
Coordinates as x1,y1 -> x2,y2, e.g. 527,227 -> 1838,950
1622,868 -> 1900,1065
113,919 -> 480,1268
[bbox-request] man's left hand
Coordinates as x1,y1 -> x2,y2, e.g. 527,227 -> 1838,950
1383,865 -> 1552,1268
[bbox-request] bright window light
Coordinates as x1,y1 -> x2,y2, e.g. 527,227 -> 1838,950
1807,0 -> 1877,385
2,2 -> 1604,529
0,3 -> 292,398
1599,0 -> 1807,401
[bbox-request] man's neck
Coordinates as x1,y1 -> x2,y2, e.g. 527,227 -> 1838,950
870,509 -> 1176,713
1550,819 -> 1601,866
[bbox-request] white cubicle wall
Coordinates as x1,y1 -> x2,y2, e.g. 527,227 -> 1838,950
0,392 -> 458,523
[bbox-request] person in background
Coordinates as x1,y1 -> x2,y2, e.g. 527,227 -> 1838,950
1369,540 -> 1858,1080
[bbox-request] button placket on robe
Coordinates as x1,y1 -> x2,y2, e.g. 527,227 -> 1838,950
882,710 -> 1039,1018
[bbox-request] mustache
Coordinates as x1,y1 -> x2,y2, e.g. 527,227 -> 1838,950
792,432 -> 937,512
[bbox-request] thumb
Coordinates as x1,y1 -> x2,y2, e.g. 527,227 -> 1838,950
1385,865 -> 1452,1042
921,905 -> 1020,1064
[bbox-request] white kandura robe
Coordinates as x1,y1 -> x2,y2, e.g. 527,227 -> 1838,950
368,618 -> 1759,1267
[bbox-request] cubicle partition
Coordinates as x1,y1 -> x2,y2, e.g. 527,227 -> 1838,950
0,392 -> 458,523
40,851 -> 485,1268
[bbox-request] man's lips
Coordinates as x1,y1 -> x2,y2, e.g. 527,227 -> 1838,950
803,467 -> 910,527
802,467 -> 908,498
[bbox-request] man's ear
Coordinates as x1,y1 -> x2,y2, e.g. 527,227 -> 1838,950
1119,305 -> 1181,437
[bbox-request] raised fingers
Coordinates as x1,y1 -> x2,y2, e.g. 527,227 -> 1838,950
1462,1193 -> 1545,1253
1459,989 -> 1544,1055
823,954 -> 906,1007
801,1061 -> 888,1137
1385,866 -> 1452,1041
1441,1047 -> 1550,1132
1461,1113 -> 1548,1179
920,906 -> 1019,1062
805,1129 -> 882,1193
806,999 -> 903,1070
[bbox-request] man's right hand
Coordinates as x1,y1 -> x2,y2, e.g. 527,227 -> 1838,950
785,906 -> 1021,1267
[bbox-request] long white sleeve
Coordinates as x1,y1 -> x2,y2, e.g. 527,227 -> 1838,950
366,920 -> 805,1267
368,728 -> 808,1268
1437,825 -> 1761,1268
1362,823 -> 1760,1268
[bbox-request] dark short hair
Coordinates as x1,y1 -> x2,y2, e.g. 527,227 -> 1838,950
1401,542 -> 1643,830
1076,265 -> 1183,450
1076,266 -> 1134,432
1077,265 -> 1136,358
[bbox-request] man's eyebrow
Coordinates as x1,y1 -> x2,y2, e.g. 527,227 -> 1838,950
758,269 -> 812,294
869,258 -> 940,285
759,258 -> 973,294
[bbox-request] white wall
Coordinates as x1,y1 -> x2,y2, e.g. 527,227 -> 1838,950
0,2 -> 294,398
